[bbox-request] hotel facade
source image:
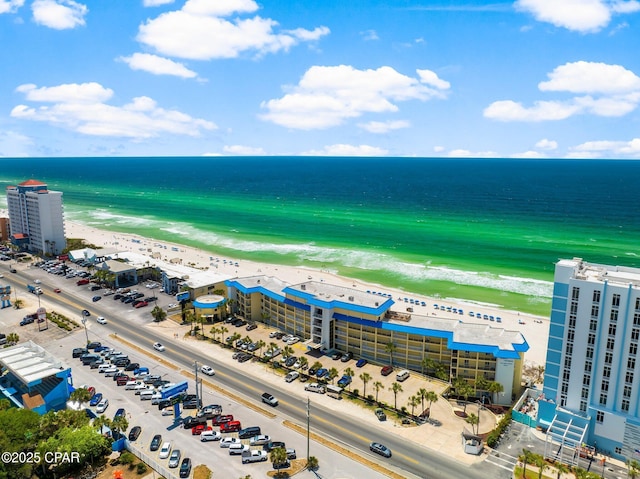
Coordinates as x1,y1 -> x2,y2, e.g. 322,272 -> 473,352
538,259 -> 640,462
225,275 -> 528,403
6,179 -> 66,255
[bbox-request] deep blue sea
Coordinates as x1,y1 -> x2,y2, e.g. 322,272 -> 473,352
1,157 -> 639,315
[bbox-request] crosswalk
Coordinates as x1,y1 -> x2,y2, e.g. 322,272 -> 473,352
484,449 -> 519,472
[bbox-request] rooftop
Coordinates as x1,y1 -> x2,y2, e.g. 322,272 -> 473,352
565,258 -> 640,288
0,341 -> 70,387
287,281 -> 393,311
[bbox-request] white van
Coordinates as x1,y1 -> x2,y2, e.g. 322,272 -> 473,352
228,443 -> 249,455
139,390 -> 155,401
326,384 -> 343,399
151,392 -> 163,404
396,370 -> 410,382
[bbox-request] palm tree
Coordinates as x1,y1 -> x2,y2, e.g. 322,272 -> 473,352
359,372 -> 372,398
218,326 -> 228,343
628,459 -> 640,479
385,341 -> 397,367
426,391 -> 439,416
311,361 -> 323,373
518,449 -> 535,479
282,345 -> 294,360
229,332 -> 242,347
111,415 -> 129,440
269,446 -> 288,470
373,381 -> 384,403
454,377 -> 474,414
209,326 -> 220,341
417,387 -> 428,412
389,382 -> 403,410
533,454 -> 548,479
488,381 -> 504,404
151,305 -> 167,322
343,367 -> 354,390
408,395 -> 420,416
298,356 -> 308,371
327,368 -> 339,384
255,339 -> 266,358
555,462 -> 570,479
572,467 -> 589,479
6,332 -> 19,345
465,412 -> 479,435
306,455 -> 319,471
70,388 -> 92,404
13,298 -> 24,310
93,415 -> 111,436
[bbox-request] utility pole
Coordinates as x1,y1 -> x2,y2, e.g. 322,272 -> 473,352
194,361 -> 200,411
306,397 -> 310,464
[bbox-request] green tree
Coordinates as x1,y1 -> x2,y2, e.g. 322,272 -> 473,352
555,462 -> 570,479
13,298 -> 24,309
373,381 -> 384,403
282,345 -> 294,359
628,459 -> 640,479
151,305 -> 167,322
518,449 -> 535,479
111,415 -> 129,439
533,453 -> 548,479
40,409 -> 88,437
426,391 -> 439,417
307,455 -> 319,471
255,339 -> 266,357
454,377 -> 474,413
69,387 -> 92,404
327,367 -> 339,384
385,341 -> 397,367
311,361 -> 324,372
343,367 -> 355,390
269,446 -> 288,469
6,332 -> 19,345
298,356 -> 308,371
389,382 -> 403,410
359,372 -> 372,398
408,395 -> 420,416
465,412 -> 479,435
488,381 -> 504,403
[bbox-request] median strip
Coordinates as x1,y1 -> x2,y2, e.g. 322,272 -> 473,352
284,420 -> 407,479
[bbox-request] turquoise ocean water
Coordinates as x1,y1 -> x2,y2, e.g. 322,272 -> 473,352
1,157 -> 639,316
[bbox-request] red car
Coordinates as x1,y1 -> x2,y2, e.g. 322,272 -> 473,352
54,288 -> 61,293
134,301 -> 148,309
116,376 -> 130,386
211,414 -> 234,426
381,365 -> 393,376
191,424 -> 212,435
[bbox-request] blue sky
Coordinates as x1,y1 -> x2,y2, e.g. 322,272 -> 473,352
1,0 -> 639,158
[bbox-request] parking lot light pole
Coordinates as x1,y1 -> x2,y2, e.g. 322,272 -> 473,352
81,317 -> 89,345
307,397 -> 310,464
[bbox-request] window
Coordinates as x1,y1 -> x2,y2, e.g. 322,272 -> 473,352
636,298 -> 640,311
635,313 -> 640,326
630,343 -> 638,356
588,334 -> 596,346
606,338 -> 615,351
605,352 -> 613,365
585,361 -> 592,373
567,330 -> 575,342
629,357 -> 636,370
593,290 -> 601,303
591,306 -> 600,317
581,387 -> 589,398
603,366 -> 611,378
572,287 -> 580,300
632,328 -> 640,341
601,380 -> 609,392
583,375 -> 591,386
616,447 -> 623,455
589,320 -> 598,332
623,385 -> 632,398
596,411 -> 604,423
610,310 -> 618,323
599,393 -> 607,405
622,399 -> 630,412
579,401 -> 587,412
612,294 -> 620,307
608,324 -> 617,336
586,348 -> 594,359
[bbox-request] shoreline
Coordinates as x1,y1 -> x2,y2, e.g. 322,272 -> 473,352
1,209 -> 550,366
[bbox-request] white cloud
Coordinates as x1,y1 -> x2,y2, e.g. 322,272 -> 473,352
510,150 -> 549,158
0,130 -> 31,157
301,144 -> 388,156
136,0 -> 328,60
358,120 -> 410,134
143,0 -> 175,6
31,0 -> 87,30
360,29 -> 379,41
447,149 -> 497,158
118,53 -> 197,78
223,145 -> 266,155
0,0 -> 24,14
535,138 -> 558,150
515,0 -> 640,33
570,138 -> 640,157
11,81 -> 216,139
485,61 -> 640,121
260,65 -> 450,130
417,69 -> 451,91
539,61 -> 640,94
433,146 -> 445,153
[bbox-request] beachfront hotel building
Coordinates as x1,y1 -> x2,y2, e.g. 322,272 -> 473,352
538,258 -> 640,463
225,275 -> 528,403
5,179 -> 66,255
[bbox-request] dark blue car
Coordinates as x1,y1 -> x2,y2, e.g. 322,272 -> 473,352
356,358 -> 368,368
89,392 -> 103,406
316,368 -> 328,378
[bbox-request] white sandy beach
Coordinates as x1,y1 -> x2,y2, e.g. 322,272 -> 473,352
2,207 -> 550,367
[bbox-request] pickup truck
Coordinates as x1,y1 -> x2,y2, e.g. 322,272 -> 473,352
27,284 -> 42,295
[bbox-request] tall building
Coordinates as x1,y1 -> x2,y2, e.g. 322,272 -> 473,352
538,258 -> 640,463
6,179 -> 66,255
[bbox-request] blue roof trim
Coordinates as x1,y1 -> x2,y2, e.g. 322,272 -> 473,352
283,298 -> 311,311
225,279 -> 285,302
333,313 -> 527,359
193,298 -> 226,309
283,286 -> 393,316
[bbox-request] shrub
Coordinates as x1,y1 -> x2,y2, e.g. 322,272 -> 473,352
136,463 -> 147,475
119,452 -> 135,466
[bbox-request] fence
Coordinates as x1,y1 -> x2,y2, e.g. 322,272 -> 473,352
125,439 -> 179,479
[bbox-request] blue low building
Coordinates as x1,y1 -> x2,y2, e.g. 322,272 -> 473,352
0,341 -> 72,414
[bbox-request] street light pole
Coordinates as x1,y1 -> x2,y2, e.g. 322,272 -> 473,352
306,397 -> 310,464
81,317 -> 89,345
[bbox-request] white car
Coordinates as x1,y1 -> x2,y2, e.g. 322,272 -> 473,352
153,342 -> 165,352
249,434 -> 271,446
96,398 -> 109,413
158,441 -> 172,459
96,316 -> 107,324
284,371 -> 299,383
34,279 -> 41,284
286,336 -> 301,345
200,365 -> 215,376
220,437 -> 240,448
161,408 -> 174,416
200,430 -> 221,442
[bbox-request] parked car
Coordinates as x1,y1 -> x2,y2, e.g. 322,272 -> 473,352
200,430 -> 221,442
356,358 -> 368,368
284,371 -> 299,383
124,363 -> 140,371
92,295 -> 102,302
96,398 -> 109,413
330,351 -> 343,360
370,442 -> 392,458
375,408 -> 387,421
337,375 -> 352,388
191,424 -> 211,435
150,434 -> 162,451
128,426 -> 141,441
220,437 -> 241,448
183,416 -> 208,429
263,441 -> 286,452
89,393 -> 103,406
249,434 -> 271,446
341,352 -> 353,362
381,365 -> 394,376
211,414 -> 233,426
158,441 -> 172,459
168,449 -> 182,468
179,458 -> 192,478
